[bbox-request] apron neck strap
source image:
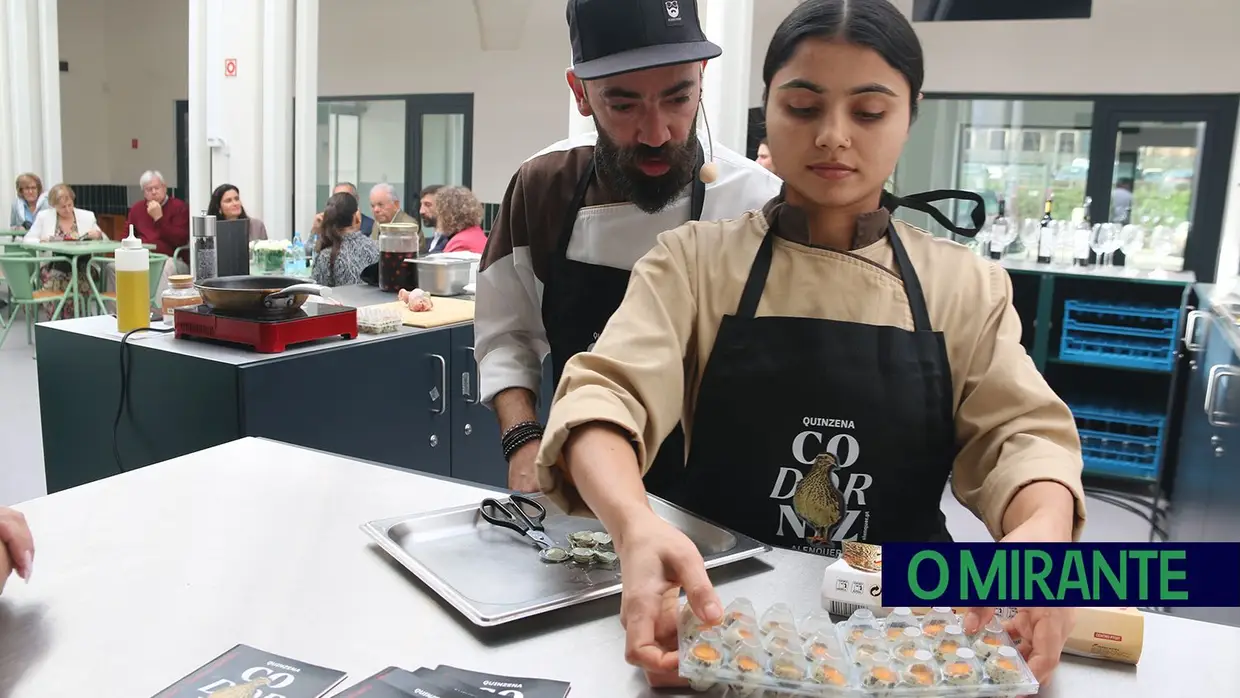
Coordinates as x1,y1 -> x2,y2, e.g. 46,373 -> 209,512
881,189 -> 986,238
737,217 -> 934,333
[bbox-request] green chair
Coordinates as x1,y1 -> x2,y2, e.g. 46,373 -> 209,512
86,252 -> 168,315
0,255 -> 74,349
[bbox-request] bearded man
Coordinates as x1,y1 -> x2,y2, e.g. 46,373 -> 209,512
474,0 -> 781,493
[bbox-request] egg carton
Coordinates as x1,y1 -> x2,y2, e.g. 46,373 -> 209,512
678,601 -> 1038,697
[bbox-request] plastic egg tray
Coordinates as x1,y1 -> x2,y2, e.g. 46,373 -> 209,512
678,601 -> 1038,697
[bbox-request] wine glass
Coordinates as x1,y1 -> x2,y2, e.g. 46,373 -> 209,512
1119,223 -> 1145,276
1090,224 -> 1116,270
1019,219 -> 1041,262
1149,224 -> 1177,278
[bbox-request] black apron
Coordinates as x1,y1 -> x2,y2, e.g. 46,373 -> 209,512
541,147 -> 706,500
669,189 -> 987,556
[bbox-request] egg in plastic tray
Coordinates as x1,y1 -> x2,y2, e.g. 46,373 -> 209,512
678,600 -> 1039,697
356,305 -> 402,334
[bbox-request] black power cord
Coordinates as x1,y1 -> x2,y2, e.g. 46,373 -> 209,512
112,326 -> 174,473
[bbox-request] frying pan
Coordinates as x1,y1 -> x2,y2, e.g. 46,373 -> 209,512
194,275 -> 330,316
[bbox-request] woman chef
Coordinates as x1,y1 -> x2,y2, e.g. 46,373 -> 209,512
533,0 -> 1086,688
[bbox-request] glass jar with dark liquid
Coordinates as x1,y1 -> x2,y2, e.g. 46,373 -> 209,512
378,222 -> 421,292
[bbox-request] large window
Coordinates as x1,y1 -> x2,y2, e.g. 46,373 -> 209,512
895,94 -> 1238,282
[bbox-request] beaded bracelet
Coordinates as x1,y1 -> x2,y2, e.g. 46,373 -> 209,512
502,420 -> 544,461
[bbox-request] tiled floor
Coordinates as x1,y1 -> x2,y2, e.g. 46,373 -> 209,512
0,312 -> 1157,544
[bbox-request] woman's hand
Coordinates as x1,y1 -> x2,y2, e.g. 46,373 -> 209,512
963,498 -> 1077,684
0,507 -> 34,594
87,228 -> 104,241
615,509 -> 721,686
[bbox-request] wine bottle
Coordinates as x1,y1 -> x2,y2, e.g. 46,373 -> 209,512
1073,196 -> 1093,267
1037,192 -> 1055,264
988,197 -> 1009,260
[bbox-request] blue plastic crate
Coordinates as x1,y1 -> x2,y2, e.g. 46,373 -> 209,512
1068,404 -> 1166,480
1059,300 -> 1181,371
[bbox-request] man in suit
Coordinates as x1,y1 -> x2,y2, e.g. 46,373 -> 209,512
367,182 -> 420,245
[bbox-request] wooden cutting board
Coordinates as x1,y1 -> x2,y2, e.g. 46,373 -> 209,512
365,298 -> 475,328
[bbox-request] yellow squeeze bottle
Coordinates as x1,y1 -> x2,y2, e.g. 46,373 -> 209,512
115,225 -> 150,333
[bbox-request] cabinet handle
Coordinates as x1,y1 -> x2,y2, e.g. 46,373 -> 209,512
1183,310 -> 1207,351
464,345 -> 481,405
1204,364 -> 1240,428
430,353 -> 447,414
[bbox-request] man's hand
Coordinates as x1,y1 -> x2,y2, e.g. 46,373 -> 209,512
0,508 -> 34,594
507,440 -> 542,492
147,200 -> 163,222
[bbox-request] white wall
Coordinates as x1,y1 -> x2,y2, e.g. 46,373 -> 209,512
58,0 -> 187,188
318,0 -> 566,203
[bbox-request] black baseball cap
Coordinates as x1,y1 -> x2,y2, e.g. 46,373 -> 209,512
568,0 -> 722,81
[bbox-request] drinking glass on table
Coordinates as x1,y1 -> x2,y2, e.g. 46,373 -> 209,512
1149,224 -> 1177,278
1118,223 -> 1145,276
1090,223 -> 1121,268
1018,219 -> 1041,262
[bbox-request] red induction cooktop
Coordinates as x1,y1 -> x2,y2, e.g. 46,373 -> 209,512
173,304 -> 359,353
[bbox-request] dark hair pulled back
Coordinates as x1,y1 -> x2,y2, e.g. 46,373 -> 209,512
319,191 -> 359,285
762,0 -> 924,121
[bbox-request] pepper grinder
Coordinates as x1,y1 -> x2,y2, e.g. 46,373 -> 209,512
191,213 -> 217,282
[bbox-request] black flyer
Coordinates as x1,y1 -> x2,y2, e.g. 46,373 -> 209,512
432,665 -> 571,698
333,666 -> 479,698
150,644 -> 346,698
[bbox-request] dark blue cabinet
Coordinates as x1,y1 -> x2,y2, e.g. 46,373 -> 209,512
1170,310 -> 1240,627
240,327 -> 454,478
447,325 -> 558,489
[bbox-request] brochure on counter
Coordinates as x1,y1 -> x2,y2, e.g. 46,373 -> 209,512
335,665 -> 571,698
149,644 -> 347,698
150,644 -> 571,698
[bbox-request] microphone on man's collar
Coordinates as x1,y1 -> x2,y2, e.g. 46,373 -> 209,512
698,99 -> 718,184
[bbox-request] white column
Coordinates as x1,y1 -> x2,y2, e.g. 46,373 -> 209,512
293,0 -> 319,240
36,0 -> 62,186
0,0 -> 14,200
5,0 -> 37,177
188,0 -> 210,215
205,0 -> 264,221
701,0 -> 754,155
567,51 -> 594,139
262,0 -> 294,240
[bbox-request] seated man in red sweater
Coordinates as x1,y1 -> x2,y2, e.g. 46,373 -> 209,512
127,170 -> 189,266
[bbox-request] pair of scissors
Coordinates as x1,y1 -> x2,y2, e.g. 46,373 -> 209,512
478,494 -> 555,549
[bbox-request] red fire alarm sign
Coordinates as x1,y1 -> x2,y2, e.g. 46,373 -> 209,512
131,139 -> 139,149
224,58 -> 237,77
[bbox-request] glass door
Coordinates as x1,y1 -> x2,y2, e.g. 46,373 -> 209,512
1085,96 -> 1239,281
316,99 -> 407,212
408,94 -> 474,200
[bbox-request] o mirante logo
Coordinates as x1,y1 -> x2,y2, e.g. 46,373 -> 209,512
880,542 -> 1240,607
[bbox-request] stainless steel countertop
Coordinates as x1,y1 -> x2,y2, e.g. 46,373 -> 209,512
1000,259 -> 1197,285
35,285 -> 472,366
1,438 -> 1235,697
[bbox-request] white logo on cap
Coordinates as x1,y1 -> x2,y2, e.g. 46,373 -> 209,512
665,1 -> 680,19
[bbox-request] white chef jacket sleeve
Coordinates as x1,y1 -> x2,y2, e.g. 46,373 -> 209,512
474,167 -> 551,407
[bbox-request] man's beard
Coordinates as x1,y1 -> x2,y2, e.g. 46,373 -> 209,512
422,215 -> 437,228
594,118 -> 700,214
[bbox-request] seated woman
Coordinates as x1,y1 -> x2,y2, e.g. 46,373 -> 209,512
534,0 -> 1083,686
206,183 -> 268,240
10,173 -> 49,230
25,184 -> 105,317
427,186 -> 487,254
311,192 -> 379,287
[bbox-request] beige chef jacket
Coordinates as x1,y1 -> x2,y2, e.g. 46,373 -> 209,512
534,195 -> 1087,542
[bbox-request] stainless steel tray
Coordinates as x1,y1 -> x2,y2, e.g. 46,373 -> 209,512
361,493 -> 771,627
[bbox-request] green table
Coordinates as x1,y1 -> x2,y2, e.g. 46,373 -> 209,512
21,240 -> 156,316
